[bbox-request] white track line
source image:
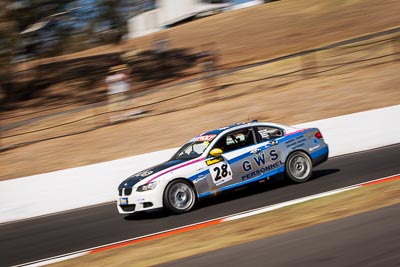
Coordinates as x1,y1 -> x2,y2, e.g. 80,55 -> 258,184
14,173 -> 400,267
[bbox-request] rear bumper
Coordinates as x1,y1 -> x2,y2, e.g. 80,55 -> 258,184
311,145 -> 329,167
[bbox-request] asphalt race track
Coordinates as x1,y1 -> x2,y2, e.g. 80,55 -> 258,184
0,144 -> 399,267
159,204 -> 400,267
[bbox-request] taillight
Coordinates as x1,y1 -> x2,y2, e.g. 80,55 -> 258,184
315,131 -> 323,139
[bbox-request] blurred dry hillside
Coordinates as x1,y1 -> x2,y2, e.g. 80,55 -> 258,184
1,0 -> 400,180
2,0 -> 400,115
2,48 -> 202,111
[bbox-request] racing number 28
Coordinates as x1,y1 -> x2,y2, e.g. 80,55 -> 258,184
213,163 -> 229,181
211,162 -> 233,186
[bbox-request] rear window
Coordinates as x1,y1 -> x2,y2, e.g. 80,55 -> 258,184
256,126 -> 284,141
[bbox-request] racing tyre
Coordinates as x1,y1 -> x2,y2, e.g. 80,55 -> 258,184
285,151 -> 313,183
163,180 -> 196,214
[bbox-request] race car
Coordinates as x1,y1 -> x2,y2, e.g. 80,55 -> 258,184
117,121 -> 329,215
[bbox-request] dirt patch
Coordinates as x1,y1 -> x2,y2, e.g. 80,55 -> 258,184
4,0 -> 400,118
1,0 -> 400,180
48,179 -> 400,267
33,0 -> 400,68
1,32 -> 400,180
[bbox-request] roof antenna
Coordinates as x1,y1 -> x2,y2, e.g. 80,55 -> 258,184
249,114 -> 258,123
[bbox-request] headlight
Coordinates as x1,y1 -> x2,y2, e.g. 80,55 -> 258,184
137,181 -> 158,192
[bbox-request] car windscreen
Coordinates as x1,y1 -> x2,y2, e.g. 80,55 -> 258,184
170,141 -> 211,160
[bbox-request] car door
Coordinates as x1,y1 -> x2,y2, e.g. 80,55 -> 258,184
204,127 -> 260,192
241,125 -> 286,181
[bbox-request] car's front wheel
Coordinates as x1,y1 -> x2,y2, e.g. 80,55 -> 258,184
163,179 -> 196,214
285,151 -> 313,183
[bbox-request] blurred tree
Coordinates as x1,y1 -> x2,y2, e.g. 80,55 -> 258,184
0,0 -> 152,107
0,0 -> 76,106
96,0 -> 125,43
90,0 -> 154,44
0,1 -> 22,107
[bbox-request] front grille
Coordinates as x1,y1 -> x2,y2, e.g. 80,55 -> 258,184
120,204 -> 136,212
124,188 -> 132,196
119,188 -> 132,196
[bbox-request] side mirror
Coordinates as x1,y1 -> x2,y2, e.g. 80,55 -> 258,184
210,148 -> 223,157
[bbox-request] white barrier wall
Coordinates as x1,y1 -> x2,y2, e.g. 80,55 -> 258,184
226,0 -> 263,11
296,105 -> 400,157
0,105 -> 399,223
0,148 -> 177,223
128,0 -> 231,38
128,9 -> 160,38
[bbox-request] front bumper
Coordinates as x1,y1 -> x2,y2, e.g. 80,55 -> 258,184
117,185 -> 164,214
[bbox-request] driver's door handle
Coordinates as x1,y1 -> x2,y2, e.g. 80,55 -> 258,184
251,148 -> 261,154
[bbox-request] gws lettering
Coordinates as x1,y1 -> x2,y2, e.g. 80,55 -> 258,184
241,161 -> 284,181
242,149 -> 280,172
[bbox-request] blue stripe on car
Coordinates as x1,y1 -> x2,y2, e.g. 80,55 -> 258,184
310,146 -> 329,159
199,192 -> 212,198
197,129 -> 326,199
188,169 -> 210,182
198,166 -> 285,199
227,131 -> 305,165
220,166 -> 285,191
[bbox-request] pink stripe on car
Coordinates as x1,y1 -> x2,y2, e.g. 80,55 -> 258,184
146,157 -> 205,184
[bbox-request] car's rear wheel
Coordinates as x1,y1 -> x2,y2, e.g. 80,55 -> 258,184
163,179 -> 196,214
285,151 -> 312,183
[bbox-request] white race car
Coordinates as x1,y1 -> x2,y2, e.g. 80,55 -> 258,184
117,121 -> 329,215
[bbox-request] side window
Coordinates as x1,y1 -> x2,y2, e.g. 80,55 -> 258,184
213,128 -> 255,154
256,126 -> 284,142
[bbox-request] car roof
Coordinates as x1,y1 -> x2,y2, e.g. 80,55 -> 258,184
199,121 -> 294,136
200,122 -> 248,136
187,121 -> 298,144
